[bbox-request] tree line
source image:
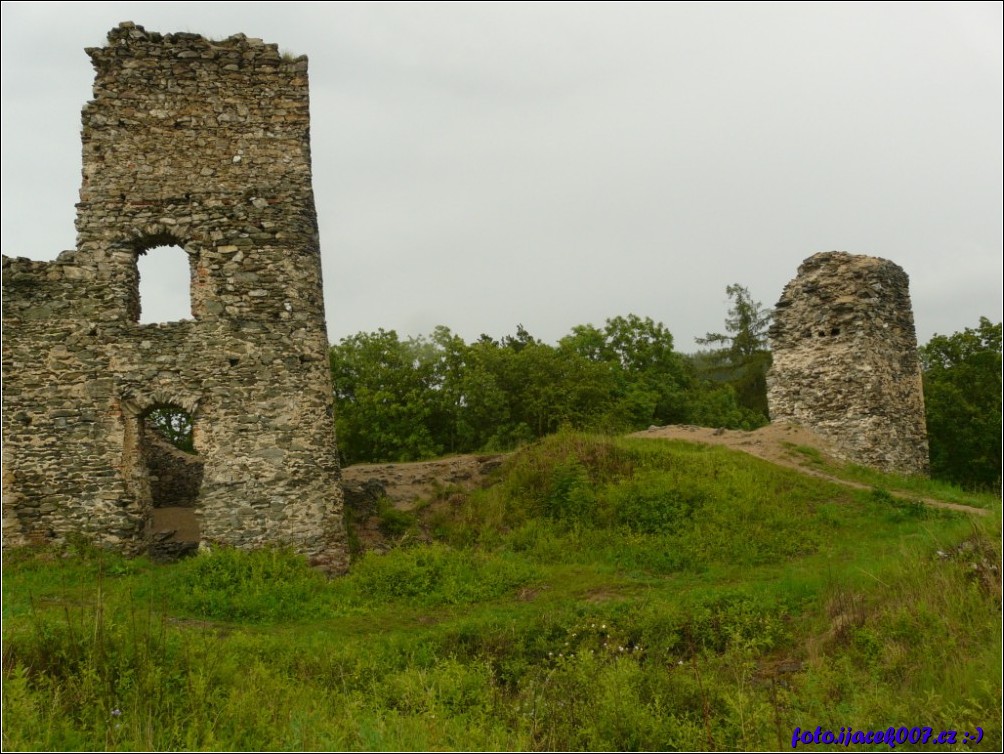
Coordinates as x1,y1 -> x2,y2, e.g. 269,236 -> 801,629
330,287 -> 773,466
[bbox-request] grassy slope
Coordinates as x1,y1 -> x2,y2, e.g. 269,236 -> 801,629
3,433 -> 1000,751
781,441 -> 1001,510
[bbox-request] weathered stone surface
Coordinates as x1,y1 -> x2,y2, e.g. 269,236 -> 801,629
2,22 -> 347,572
145,433 -> 203,509
767,251 -> 929,475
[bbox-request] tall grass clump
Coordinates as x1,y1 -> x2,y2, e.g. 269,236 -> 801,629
788,516 -> 1002,747
338,544 -> 538,606
1,590 -> 238,751
163,546 -> 332,622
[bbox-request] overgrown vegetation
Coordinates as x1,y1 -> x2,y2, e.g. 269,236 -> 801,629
5,305 -> 999,748
4,434 -> 1000,751
782,442 -> 1001,511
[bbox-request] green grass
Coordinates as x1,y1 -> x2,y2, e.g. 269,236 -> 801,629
3,432 -> 1000,751
783,442 -> 1001,509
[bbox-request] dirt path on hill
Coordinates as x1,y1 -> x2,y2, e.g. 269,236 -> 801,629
629,423 -> 988,516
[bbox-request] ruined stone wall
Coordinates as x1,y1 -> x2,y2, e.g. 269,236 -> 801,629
767,251 -> 929,475
144,433 -> 203,509
2,23 -> 346,571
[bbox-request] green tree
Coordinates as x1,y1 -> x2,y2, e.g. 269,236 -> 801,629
695,284 -> 773,421
144,405 -> 195,453
561,314 -> 692,429
328,313 -> 779,465
481,327 -> 617,441
409,325 -> 467,455
455,341 -> 514,450
920,317 -> 1002,490
329,329 -> 441,463
328,324 -> 618,462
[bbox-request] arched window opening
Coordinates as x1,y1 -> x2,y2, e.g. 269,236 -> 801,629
137,244 -> 194,323
139,403 -> 204,559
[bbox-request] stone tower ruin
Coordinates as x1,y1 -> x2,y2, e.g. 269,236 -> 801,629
767,251 -> 929,475
2,23 -> 347,570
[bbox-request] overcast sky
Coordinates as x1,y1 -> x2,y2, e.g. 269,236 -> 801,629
2,1 -> 1001,350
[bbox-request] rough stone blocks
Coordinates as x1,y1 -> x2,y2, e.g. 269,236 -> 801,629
767,251 -> 929,475
2,23 -> 347,571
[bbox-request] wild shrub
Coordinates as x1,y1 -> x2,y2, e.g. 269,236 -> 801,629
344,545 -> 537,606
169,547 -> 330,622
608,471 -> 708,533
376,501 -> 416,538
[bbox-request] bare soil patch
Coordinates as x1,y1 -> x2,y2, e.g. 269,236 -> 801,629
341,454 -> 504,551
341,454 -> 504,512
629,422 -> 841,470
150,506 -> 199,541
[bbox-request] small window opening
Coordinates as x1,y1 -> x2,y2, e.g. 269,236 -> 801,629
141,404 -> 204,560
137,245 -> 193,323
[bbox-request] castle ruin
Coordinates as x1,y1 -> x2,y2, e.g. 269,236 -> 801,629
2,23 -> 347,570
767,251 -> 930,475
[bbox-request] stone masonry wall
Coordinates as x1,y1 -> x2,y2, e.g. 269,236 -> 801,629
144,432 -> 203,509
2,23 -> 347,571
767,251 -> 929,475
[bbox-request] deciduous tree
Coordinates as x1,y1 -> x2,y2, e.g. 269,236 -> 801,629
920,317 -> 1002,490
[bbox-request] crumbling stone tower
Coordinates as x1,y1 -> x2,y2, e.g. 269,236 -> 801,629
767,251 -> 929,475
2,23 -> 347,570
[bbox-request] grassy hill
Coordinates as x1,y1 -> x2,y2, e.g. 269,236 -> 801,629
2,432 -> 1000,751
